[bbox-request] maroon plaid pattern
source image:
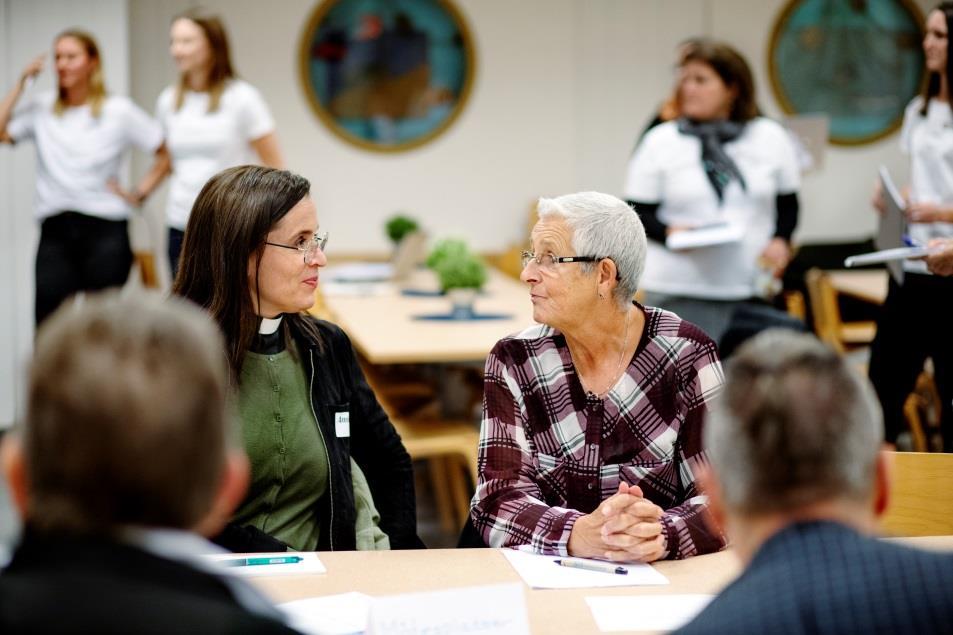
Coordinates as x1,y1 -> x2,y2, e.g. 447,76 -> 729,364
471,305 -> 725,559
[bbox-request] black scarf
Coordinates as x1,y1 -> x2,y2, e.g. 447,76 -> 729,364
677,118 -> 747,203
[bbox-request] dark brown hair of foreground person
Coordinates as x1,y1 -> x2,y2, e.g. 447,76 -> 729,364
681,40 -> 759,122
172,165 -> 320,379
23,291 -> 231,533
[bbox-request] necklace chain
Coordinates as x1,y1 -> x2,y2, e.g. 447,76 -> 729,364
587,308 -> 631,397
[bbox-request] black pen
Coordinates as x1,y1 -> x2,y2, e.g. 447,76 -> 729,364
553,558 -> 628,575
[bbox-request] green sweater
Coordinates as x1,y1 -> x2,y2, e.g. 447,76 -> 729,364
232,346 -> 389,551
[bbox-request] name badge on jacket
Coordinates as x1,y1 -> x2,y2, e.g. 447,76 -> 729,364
335,411 -> 350,438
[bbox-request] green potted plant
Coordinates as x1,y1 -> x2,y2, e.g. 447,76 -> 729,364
385,214 -> 420,246
426,239 -> 487,318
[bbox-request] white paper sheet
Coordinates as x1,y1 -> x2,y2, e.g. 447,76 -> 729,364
204,551 -> 326,577
585,594 -> 714,632
279,592 -> 371,635
367,583 -> 530,635
665,223 -> 744,250
501,549 -> 669,589
324,262 -> 394,283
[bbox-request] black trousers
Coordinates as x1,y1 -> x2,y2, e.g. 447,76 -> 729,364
35,211 -> 132,326
868,272 -> 953,449
168,227 -> 185,279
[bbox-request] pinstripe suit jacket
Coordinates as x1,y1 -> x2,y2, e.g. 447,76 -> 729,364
676,521 -> 953,635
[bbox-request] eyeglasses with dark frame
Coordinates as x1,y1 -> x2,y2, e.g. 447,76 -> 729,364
520,250 -> 621,280
265,231 -> 329,264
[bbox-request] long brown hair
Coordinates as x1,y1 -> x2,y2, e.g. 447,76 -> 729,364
173,9 -> 236,113
172,165 -> 320,380
921,2 -> 953,116
53,30 -> 106,118
681,40 -> 760,122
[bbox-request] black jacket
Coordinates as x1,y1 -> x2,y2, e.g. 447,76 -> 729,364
0,530 -> 297,634
217,317 -> 423,552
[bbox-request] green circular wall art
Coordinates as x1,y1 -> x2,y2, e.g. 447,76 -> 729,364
298,0 -> 476,153
768,0 -> 925,146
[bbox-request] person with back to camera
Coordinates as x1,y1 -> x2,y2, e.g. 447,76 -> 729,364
623,40 -> 801,345
0,291 -> 297,633
0,29 -> 163,325
116,9 -> 285,276
675,329 -> 953,634
468,192 -> 725,562
868,2 -> 953,451
174,165 -> 423,554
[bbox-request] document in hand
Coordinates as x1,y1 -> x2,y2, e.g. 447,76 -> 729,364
844,246 -> 928,268
665,222 -> 744,251
873,165 -> 909,283
501,548 -> 669,589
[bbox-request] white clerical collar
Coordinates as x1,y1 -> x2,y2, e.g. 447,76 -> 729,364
258,316 -> 283,335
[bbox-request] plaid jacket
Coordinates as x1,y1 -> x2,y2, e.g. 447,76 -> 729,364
470,305 -> 725,559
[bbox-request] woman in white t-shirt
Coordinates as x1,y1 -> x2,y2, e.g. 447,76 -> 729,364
0,30 -> 163,325
868,2 -> 953,449
125,9 -> 284,276
623,41 -> 800,343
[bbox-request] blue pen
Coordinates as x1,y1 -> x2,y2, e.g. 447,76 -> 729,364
903,234 -> 923,248
222,556 -> 303,567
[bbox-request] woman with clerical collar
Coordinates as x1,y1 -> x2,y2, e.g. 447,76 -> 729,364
173,165 -> 423,553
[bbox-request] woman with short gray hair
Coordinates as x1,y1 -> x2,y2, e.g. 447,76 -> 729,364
469,191 -> 725,562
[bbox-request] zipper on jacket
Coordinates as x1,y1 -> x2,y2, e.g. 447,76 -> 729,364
308,349 -> 334,550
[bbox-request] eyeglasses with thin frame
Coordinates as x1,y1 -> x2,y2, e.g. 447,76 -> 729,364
265,231 -> 329,264
520,250 -> 621,280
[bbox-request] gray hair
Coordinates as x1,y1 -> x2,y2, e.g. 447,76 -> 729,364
537,192 -> 646,309
705,330 -> 883,515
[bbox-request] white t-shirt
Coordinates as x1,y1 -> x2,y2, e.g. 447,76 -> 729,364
900,97 -> 953,274
623,117 -> 801,300
7,90 -> 162,221
157,79 -> 276,230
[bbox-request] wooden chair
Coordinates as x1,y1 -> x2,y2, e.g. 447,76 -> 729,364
132,250 -> 159,288
881,451 -> 953,537
361,360 -> 480,534
903,370 -> 945,453
804,268 -> 877,354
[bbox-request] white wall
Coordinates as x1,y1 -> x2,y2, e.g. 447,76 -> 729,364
0,0 -> 130,429
129,0 -> 933,256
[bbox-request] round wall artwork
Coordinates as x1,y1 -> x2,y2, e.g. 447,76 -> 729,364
299,0 -> 476,152
768,0 -> 924,146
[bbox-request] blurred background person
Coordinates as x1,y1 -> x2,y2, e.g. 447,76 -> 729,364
677,330 -> 953,634
0,291 -> 295,633
121,9 -> 284,277
623,40 -> 800,345
0,30 -> 162,325
174,165 -> 422,553
868,2 -> 953,451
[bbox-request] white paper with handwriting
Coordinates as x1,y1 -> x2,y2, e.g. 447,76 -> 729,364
502,549 -> 668,589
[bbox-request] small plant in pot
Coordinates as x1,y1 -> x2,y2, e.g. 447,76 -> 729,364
427,239 -> 487,318
385,214 -> 420,246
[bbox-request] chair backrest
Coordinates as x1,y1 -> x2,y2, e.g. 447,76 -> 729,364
133,250 -> 159,289
804,268 -> 878,355
881,451 -> 953,537
805,268 -> 846,353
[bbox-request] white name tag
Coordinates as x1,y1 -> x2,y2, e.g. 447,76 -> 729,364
368,583 -> 530,635
334,411 -> 350,438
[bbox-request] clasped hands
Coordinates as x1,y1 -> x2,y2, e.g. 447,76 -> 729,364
567,483 -> 666,563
